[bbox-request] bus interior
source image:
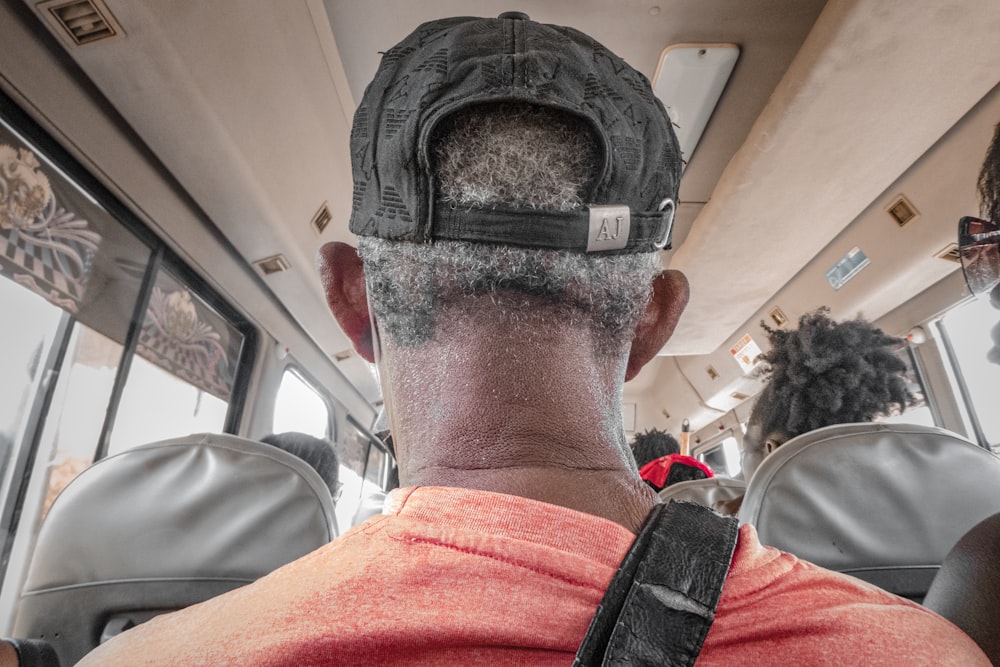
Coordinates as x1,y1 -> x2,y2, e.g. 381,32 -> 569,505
1,0 -> 999,654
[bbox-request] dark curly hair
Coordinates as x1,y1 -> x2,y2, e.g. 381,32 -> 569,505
630,428 -> 680,468
978,122 -> 1000,223
749,308 -> 912,442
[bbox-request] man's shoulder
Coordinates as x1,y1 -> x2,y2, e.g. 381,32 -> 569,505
705,524 -> 989,665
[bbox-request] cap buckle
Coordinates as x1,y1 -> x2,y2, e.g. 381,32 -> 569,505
654,198 -> 676,250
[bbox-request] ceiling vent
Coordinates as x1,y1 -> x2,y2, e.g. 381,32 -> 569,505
768,306 -> 788,327
311,202 -> 332,236
935,243 -> 961,264
253,254 -> 291,276
886,194 -> 919,227
333,349 -> 353,362
37,0 -> 124,46
730,391 -> 750,401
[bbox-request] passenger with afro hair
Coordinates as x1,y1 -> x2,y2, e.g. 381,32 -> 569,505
716,307 -> 911,514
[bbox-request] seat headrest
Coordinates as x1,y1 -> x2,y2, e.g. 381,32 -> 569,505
23,432 -> 337,593
658,477 -> 746,509
740,422 -> 1000,572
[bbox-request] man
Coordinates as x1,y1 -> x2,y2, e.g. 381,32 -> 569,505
79,14 -> 986,665
630,427 -> 714,490
922,121 -> 1000,663
261,431 -> 343,501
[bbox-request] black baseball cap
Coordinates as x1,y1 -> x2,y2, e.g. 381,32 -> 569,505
348,12 -> 681,254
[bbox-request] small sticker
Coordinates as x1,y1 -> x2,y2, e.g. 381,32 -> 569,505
730,333 -> 763,374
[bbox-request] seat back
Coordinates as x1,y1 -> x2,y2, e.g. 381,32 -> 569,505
739,422 -> 1000,601
924,511 -> 1000,663
658,477 -> 745,509
13,432 -> 338,666
352,490 -> 388,527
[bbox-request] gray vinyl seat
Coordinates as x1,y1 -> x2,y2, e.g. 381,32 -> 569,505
658,477 -> 745,510
13,432 -> 338,666
739,422 -> 1000,602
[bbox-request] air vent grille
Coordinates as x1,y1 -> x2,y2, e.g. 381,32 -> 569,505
311,202 -> 332,236
253,254 -> 291,275
39,0 -> 123,45
887,194 -> 919,227
935,243 -> 961,264
730,391 -> 750,401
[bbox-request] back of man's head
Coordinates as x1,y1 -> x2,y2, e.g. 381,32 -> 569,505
346,14 -> 682,360
261,432 -> 341,500
630,428 -> 681,468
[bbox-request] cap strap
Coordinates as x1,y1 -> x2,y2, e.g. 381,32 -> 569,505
430,204 -> 673,254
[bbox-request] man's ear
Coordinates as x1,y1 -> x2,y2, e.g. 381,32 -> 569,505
318,242 -> 375,363
625,269 -> 689,381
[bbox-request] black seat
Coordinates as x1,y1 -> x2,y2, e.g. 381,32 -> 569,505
12,433 -> 337,666
739,422 -> 1000,602
924,511 -> 1000,662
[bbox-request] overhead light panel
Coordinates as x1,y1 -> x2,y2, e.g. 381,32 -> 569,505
652,44 -> 739,171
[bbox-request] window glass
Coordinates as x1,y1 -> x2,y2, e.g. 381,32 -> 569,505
272,369 -> 330,438
0,278 -> 64,510
0,117 -> 154,628
38,326 -> 122,515
364,444 -> 386,492
335,423 -> 376,531
108,267 -> 243,455
939,298 -> 1000,449
700,435 -> 740,477
879,344 -> 935,428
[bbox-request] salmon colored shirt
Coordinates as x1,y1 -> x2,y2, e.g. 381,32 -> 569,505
79,486 -> 988,666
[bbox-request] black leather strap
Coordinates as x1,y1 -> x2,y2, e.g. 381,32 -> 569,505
574,501 -> 739,667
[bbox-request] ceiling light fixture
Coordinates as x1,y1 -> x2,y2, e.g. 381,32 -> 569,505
652,44 -> 740,171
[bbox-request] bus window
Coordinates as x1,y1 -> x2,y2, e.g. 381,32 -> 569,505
272,368 -> 331,438
335,422 -> 388,531
938,298 -> 1000,451
700,435 -> 740,478
879,344 -> 935,429
0,280 -> 65,517
363,443 -> 387,493
0,104 -> 255,628
107,267 -> 245,455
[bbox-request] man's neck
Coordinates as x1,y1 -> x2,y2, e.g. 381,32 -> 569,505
381,311 -> 659,533
404,463 -> 659,532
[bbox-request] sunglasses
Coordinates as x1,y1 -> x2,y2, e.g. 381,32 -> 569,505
958,216 -> 1000,298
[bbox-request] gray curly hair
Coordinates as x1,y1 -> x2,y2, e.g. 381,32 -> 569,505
358,103 -> 660,355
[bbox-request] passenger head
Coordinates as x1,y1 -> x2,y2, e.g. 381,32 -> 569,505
320,14 -> 689,473
630,428 -> 681,468
260,432 -> 341,500
960,121 -> 1000,363
741,308 -> 911,480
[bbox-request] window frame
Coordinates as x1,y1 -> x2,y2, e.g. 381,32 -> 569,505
272,364 -> 335,441
934,301 -> 997,451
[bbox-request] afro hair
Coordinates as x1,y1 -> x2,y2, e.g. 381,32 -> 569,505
749,308 -> 912,442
